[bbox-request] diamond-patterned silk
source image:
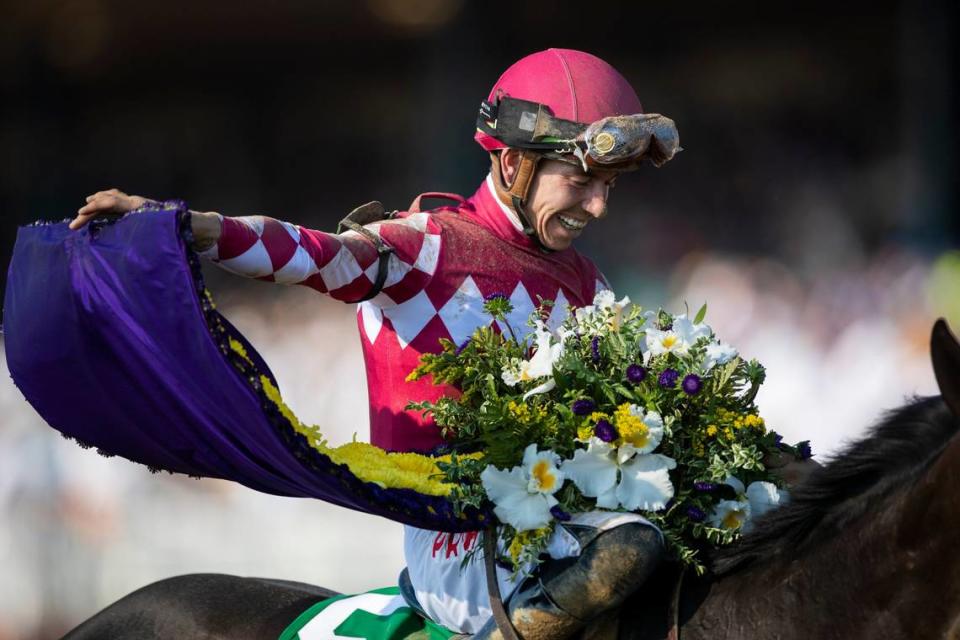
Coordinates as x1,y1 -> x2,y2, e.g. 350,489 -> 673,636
201,179 -> 606,452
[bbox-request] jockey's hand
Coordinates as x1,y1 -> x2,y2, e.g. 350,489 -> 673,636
70,189 -> 149,230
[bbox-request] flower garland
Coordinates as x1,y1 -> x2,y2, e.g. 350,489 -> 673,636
407,291 -> 811,573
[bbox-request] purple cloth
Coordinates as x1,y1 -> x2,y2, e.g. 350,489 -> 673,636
3,202 -> 488,531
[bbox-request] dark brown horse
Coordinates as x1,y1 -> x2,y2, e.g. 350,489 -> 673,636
62,321 -> 960,639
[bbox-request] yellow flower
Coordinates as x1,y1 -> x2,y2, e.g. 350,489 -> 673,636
508,527 -> 552,563
723,427 -> 735,441
705,424 -> 718,437
587,411 -> 610,423
743,414 -> 766,432
613,403 -> 649,449
507,400 -> 548,426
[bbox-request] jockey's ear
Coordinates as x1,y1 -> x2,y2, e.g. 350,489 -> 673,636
931,319 -> 960,419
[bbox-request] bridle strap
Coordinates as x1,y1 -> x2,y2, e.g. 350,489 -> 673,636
483,526 -> 522,640
666,566 -> 685,640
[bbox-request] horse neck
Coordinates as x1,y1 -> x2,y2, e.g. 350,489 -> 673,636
891,425 -> 960,635
683,426 -> 960,640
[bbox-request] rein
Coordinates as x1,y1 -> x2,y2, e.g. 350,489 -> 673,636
666,568 -> 684,640
483,526 -> 522,640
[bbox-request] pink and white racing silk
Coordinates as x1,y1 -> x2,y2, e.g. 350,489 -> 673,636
199,174 -> 608,453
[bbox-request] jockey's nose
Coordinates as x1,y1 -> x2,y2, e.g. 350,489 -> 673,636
582,181 -> 609,219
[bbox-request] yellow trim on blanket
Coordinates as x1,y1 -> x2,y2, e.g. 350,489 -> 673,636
258,373 -> 463,497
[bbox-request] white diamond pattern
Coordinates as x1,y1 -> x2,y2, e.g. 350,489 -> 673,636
436,276 -> 492,347
413,233 -> 441,275
359,301 -> 384,344
546,288 -> 571,333
383,254 -> 414,288
403,212 -> 429,233
219,240 -> 274,278
240,215 -> 266,236
595,279 -> 609,298
382,289 -> 437,349
280,220 -> 301,243
273,245 -> 319,284
496,282 -> 536,343
319,245 -> 363,290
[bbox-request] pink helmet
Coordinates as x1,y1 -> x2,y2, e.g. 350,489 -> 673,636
475,49 -> 645,153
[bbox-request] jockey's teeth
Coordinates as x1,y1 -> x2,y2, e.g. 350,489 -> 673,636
559,215 -> 586,231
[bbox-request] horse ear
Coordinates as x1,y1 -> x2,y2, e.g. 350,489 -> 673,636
931,319 -> 960,418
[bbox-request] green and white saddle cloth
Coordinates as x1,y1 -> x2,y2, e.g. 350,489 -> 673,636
280,587 -> 456,640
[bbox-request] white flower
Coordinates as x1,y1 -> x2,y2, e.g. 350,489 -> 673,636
500,323 -> 563,399
575,290 -> 631,330
525,322 -> 563,379
643,314 -> 712,359
710,476 -> 786,532
593,289 -> 617,309
501,360 -> 523,386
703,341 -> 738,371
562,438 -> 676,512
708,499 -> 751,530
480,444 -> 565,531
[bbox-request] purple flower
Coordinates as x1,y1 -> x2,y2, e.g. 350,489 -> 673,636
571,399 -> 595,416
773,433 -> 789,451
594,419 -> 618,443
681,374 -> 702,395
799,442 -> 813,460
550,505 -> 572,522
484,292 -> 509,302
686,506 -> 706,522
455,338 -> 471,355
626,364 -> 647,384
591,336 -> 601,364
658,368 -> 679,388
693,481 -> 718,492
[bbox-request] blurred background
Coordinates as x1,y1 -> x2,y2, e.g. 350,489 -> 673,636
1,0 -> 958,637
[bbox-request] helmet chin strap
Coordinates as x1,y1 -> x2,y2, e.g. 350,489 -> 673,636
491,151 -> 554,253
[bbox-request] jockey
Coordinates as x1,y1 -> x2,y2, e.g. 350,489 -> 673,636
72,49 -> 680,638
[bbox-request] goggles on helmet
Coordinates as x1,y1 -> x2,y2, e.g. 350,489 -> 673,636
477,96 -> 681,172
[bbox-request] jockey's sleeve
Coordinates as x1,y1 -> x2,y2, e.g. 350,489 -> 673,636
195,213 -> 441,306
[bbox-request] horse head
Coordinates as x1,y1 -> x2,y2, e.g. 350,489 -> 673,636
627,319 -> 960,640
932,318 -> 960,420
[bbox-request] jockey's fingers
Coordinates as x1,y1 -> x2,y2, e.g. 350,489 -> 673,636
77,196 -> 118,216
86,189 -> 125,202
68,213 -> 93,230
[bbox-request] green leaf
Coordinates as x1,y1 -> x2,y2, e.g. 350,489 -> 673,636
694,302 -> 708,325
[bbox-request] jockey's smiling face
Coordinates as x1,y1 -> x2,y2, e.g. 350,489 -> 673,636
499,149 -> 617,251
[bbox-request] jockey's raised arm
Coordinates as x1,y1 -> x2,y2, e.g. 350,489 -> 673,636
72,192 -> 441,306
194,212 -> 441,305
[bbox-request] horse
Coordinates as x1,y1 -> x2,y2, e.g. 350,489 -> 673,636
60,320 -> 960,640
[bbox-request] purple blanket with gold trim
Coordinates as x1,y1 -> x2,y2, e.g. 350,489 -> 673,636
3,202 -> 487,532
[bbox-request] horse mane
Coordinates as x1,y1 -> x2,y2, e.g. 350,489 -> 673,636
711,395 -> 959,575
